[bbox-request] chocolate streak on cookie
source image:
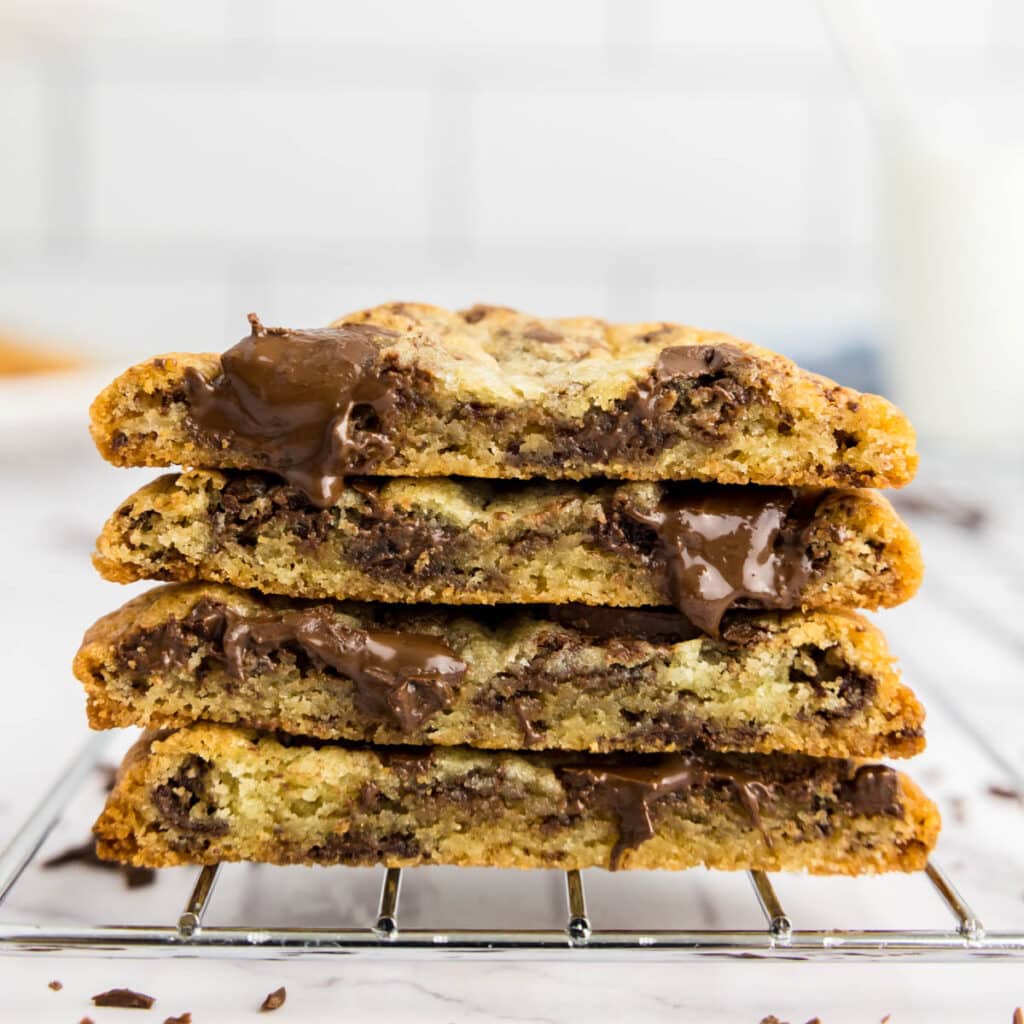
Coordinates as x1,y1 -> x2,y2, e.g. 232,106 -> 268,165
128,599 -> 466,734
623,486 -> 825,637
545,604 -> 703,643
840,765 -> 904,816
559,754 -> 773,869
560,756 -> 903,869
184,315 -> 400,507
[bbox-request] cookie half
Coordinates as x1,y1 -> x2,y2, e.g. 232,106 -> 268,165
93,472 -> 923,628
75,583 -> 924,759
90,303 -> 916,498
94,724 -> 939,873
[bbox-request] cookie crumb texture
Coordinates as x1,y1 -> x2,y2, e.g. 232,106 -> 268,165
76,583 -> 925,759
89,303 -> 916,490
93,471 -> 923,613
94,725 -> 939,874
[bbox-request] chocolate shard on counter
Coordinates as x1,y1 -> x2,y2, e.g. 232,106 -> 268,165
90,302 -> 917,493
93,724 -> 940,874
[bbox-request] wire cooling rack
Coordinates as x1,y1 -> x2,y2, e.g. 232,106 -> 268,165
1,734 -> 1022,962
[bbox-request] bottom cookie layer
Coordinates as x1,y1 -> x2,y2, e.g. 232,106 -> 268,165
95,725 -> 939,874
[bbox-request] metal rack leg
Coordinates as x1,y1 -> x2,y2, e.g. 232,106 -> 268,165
177,865 -> 221,938
565,870 -> 591,943
373,868 -> 402,940
926,861 -> 985,941
748,871 -> 792,942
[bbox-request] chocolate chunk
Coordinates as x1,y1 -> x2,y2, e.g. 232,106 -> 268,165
838,765 -> 903,817
121,599 -> 466,734
260,987 -> 286,1012
219,605 -> 465,733
344,495 -> 464,582
42,837 -> 155,889
163,1015 -> 192,1024
620,713 -> 765,753
151,756 -> 229,836
48,980 -> 62,991
545,604 -> 702,643
522,325 -> 563,343
507,343 -> 755,470
655,343 -> 748,380
987,784 -> 1022,802
621,485 -> 824,636
558,754 -> 772,869
184,315 -> 401,507
311,830 -> 421,863
377,747 -> 435,776
511,697 -> 543,746
92,988 -> 155,1009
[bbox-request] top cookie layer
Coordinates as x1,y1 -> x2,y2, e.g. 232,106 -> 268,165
90,303 -> 916,498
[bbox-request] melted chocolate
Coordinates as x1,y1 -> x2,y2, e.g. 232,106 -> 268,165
559,754 -> 774,869
376,747 -> 435,776
655,343 -> 749,379
127,599 -> 466,734
510,342 -> 754,468
184,315 -> 400,507
623,486 -> 824,636
545,604 -> 702,643
839,765 -> 903,817
512,698 -> 543,747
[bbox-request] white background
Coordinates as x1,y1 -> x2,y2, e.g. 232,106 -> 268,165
1,0 -> 1023,365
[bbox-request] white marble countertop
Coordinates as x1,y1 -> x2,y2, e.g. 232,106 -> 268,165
1,394 -> 1023,1023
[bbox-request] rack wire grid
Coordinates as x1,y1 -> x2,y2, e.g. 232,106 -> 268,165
0,733 -> 1022,963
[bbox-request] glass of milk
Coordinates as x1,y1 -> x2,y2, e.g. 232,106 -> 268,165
879,110 -> 1024,445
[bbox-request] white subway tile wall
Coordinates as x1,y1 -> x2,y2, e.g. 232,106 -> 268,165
0,0 -> 1017,361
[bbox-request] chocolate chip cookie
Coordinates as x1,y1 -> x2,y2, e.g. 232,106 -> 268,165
75,583 -> 924,759
94,724 -> 939,873
90,303 -> 917,500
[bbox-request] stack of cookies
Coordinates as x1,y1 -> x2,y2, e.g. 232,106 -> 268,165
78,303 -> 939,876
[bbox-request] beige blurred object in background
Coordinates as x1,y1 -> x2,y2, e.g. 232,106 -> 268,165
0,329 -> 81,375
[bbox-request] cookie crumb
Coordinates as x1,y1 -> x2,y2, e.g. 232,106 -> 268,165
163,1014 -> 192,1024
92,987 -> 155,1009
881,1015 -> 892,1023
79,1018 -> 95,1024
1013,1007 -> 1023,1024
261,986 -> 287,1012
48,979 -> 62,991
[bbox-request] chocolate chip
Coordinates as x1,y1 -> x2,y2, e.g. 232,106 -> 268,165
523,325 -> 563,343
42,837 -> 156,889
988,784 -> 1023,803
260,987 -> 287,1012
92,988 -> 155,1009
151,757 -> 228,837
48,980 -> 62,991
